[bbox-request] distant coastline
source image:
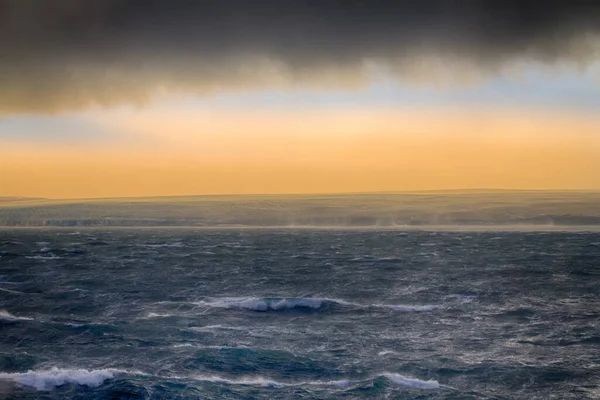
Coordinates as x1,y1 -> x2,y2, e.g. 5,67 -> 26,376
2,225 -> 600,232
1,191 -> 599,229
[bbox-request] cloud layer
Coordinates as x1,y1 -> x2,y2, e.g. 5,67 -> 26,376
2,0 -> 600,113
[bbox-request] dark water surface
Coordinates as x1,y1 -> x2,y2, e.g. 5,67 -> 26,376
0,229 -> 599,399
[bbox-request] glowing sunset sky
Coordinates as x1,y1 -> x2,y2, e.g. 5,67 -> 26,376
1,0 -> 600,198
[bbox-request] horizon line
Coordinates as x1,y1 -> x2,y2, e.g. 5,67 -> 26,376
2,188 -> 600,202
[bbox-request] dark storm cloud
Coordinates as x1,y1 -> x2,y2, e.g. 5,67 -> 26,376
1,0 -> 600,113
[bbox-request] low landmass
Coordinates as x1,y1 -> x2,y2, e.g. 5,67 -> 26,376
1,190 -> 599,228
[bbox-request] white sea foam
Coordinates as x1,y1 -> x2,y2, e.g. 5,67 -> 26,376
191,374 -> 351,388
188,373 -> 438,390
192,375 -> 286,388
0,368 -> 120,390
25,255 -> 62,260
377,257 -> 403,262
190,324 -> 246,332
378,350 -> 400,356
172,343 -> 239,350
0,310 -> 32,321
382,373 -> 440,389
194,297 -> 326,311
379,304 -> 438,312
146,312 -> 174,318
319,379 -> 353,387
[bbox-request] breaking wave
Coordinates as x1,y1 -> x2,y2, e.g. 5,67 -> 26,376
145,312 -> 174,318
188,372 -> 439,389
193,297 -> 326,311
382,373 -> 440,389
378,350 -> 401,356
189,324 -> 247,332
0,310 -> 32,321
0,368 -> 122,390
25,255 -> 62,260
0,368 -> 440,392
193,297 -> 437,312
192,375 -> 287,388
378,304 -> 438,312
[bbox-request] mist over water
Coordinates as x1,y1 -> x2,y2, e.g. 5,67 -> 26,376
0,229 -> 599,399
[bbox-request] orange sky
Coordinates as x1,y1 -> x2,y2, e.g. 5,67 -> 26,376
3,2 -> 600,199
2,106 -> 599,198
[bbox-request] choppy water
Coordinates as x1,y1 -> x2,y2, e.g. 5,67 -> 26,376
0,229 -> 599,399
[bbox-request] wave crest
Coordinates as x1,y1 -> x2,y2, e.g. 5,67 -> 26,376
2,368 -> 440,392
0,310 -> 32,321
194,297 -> 326,311
193,374 -> 286,388
188,372 -> 439,390
193,297 -> 437,312
382,373 -> 440,389
379,304 -> 438,312
0,368 -> 120,390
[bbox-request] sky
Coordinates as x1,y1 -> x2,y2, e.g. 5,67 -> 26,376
1,0 -> 600,198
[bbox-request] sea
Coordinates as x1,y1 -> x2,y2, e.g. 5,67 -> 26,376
0,228 -> 599,399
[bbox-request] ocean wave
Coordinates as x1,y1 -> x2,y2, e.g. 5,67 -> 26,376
193,297 -> 437,313
145,312 -> 174,318
189,324 -> 247,332
138,242 -> 184,249
382,373 -> 440,389
0,367 -> 439,392
0,368 -> 121,390
172,343 -> 196,348
193,297 -> 327,311
192,375 -> 287,388
25,255 -> 62,260
188,373 -> 438,390
61,321 -> 118,332
377,257 -> 403,262
378,304 -> 438,312
189,374 -> 347,389
0,310 -> 33,321
445,294 -> 477,303
171,343 -> 244,350
378,350 -> 400,356
0,287 -> 23,295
